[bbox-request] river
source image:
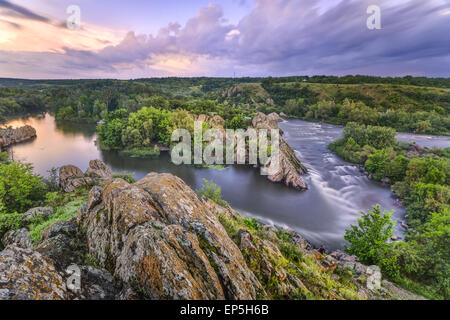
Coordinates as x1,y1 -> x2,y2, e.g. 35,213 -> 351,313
4,114 -> 450,250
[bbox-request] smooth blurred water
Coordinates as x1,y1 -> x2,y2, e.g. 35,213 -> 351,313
5,115 -> 450,249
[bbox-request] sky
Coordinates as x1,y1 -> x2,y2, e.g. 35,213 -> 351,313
0,0 -> 449,79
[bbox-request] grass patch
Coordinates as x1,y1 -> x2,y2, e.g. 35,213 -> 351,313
119,145 -> 160,159
112,172 -> 137,184
28,197 -> 86,244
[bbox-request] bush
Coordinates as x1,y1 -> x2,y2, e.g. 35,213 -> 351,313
343,122 -> 396,150
0,151 -> 9,163
196,179 -> 228,206
119,145 -> 160,159
0,162 -> 46,214
243,217 -> 261,231
406,157 -> 449,185
366,148 -> 393,181
344,205 -> 396,265
0,213 -> 24,241
43,167 -> 59,192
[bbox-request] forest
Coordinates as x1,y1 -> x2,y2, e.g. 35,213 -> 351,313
1,76 -> 449,135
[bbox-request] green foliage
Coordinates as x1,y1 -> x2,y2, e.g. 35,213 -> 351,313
343,122 -> 397,150
196,179 -> 228,206
0,162 -> 46,214
0,151 -> 9,163
242,217 -> 261,231
365,149 -> 409,182
405,157 -> 449,185
112,172 -> 137,184
229,114 -> 246,130
344,205 -> 396,265
97,118 -> 127,149
0,213 -> 24,241
43,167 -> 59,192
119,145 -> 161,159
28,197 -> 85,244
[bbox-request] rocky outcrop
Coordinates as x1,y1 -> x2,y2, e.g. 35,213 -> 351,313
267,112 -> 283,123
85,159 -> 113,178
23,206 -> 54,223
59,159 -> 112,193
36,220 -> 85,271
2,228 -> 32,249
0,125 -> 36,148
78,173 -> 263,300
0,246 -> 67,300
252,112 -> 308,190
0,217 -> 119,300
59,165 -> 91,193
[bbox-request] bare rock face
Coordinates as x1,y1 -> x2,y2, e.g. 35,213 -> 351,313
23,206 -> 54,223
77,266 -> 118,300
59,160 -> 112,193
0,246 -> 67,300
267,112 -> 283,123
78,173 -> 263,300
59,165 -> 90,193
252,112 -> 308,190
85,159 -> 113,178
0,125 -> 36,148
2,228 -> 33,249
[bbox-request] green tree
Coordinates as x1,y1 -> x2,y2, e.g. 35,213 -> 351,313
196,179 -> 228,206
0,162 -> 46,214
229,114 -> 246,130
344,205 -> 396,264
97,118 -> 127,149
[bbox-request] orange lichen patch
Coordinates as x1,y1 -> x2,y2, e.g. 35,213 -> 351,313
137,254 -> 163,298
0,246 -> 67,300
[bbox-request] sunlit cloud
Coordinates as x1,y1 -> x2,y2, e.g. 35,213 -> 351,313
0,0 -> 449,78
0,13 -> 125,52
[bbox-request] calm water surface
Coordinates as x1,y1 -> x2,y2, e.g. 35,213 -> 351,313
5,114 -> 450,249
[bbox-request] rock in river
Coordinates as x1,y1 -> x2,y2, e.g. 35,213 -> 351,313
0,125 -> 36,148
252,112 -> 308,190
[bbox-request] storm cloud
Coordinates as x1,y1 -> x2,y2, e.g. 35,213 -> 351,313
0,0 -> 449,78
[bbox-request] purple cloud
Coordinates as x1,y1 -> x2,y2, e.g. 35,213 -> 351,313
1,0 -> 449,78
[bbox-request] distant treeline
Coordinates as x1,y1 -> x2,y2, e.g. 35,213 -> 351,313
1,75 -> 450,89
1,75 -> 449,135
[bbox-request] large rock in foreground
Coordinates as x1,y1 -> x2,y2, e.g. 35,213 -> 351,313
252,113 -> 308,190
0,125 -> 36,148
0,246 -> 67,300
78,173 -> 263,300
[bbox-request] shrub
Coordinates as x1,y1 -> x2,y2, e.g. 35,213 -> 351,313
196,179 -> 228,206
0,162 -> 46,214
0,151 -> 9,163
343,122 -> 396,150
243,217 -> 261,231
0,213 -> 24,241
406,157 -> 449,185
43,167 -> 59,192
119,145 -> 160,159
344,205 -> 396,265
